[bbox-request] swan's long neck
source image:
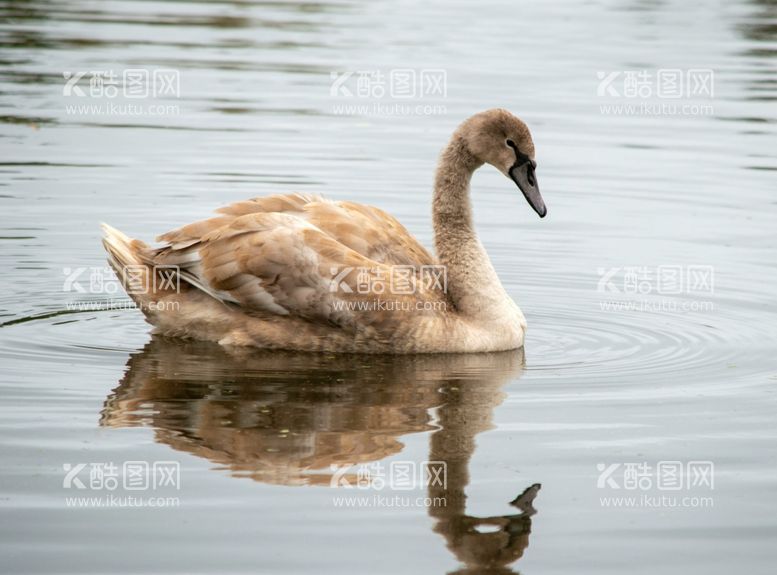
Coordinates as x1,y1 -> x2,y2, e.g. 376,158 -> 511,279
432,137 -> 513,318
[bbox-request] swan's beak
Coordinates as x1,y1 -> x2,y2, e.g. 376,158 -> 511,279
510,161 -> 546,218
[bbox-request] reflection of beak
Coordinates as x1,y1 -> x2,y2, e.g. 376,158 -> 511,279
509,161 -> 546,218
509,482 -> 541,516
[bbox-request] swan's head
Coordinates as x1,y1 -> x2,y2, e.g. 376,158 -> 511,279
457,108 -> 546,218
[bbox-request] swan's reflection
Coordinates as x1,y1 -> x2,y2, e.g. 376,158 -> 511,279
101,337 -> 539,573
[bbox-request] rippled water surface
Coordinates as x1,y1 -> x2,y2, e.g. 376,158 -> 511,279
1,0 -> 776,573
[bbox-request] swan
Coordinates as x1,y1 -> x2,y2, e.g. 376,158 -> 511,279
102,108 -> 547,353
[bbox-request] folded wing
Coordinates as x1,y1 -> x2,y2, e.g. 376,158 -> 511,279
143,194 -> 445,327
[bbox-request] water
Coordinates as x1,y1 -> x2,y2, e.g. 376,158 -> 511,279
1,0 -> 776,573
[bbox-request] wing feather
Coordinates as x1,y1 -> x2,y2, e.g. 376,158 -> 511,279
147,193 -> 445,326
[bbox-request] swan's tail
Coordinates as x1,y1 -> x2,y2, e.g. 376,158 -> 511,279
101,223 -> 175,309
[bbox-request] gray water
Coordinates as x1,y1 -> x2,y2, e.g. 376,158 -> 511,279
1,0 -> 776,573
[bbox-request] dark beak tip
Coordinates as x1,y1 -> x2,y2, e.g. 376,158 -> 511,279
509,165 -> 547,219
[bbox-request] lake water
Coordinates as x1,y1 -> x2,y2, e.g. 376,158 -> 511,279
1,0 -> 776,573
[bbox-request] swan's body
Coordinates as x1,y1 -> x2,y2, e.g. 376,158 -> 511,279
102,109 -> 546,354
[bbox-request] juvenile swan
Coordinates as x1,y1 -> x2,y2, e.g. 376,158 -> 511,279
102,109 -> 547,353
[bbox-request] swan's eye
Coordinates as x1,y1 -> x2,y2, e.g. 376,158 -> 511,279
505,139 -> 516,149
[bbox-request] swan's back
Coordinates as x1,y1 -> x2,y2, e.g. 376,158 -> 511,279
158,193 -> 434,267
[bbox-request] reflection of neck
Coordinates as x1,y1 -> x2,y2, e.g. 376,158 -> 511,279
432,137 -> 509,316
428,378 -> 504,517
427,363 -> 535,572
